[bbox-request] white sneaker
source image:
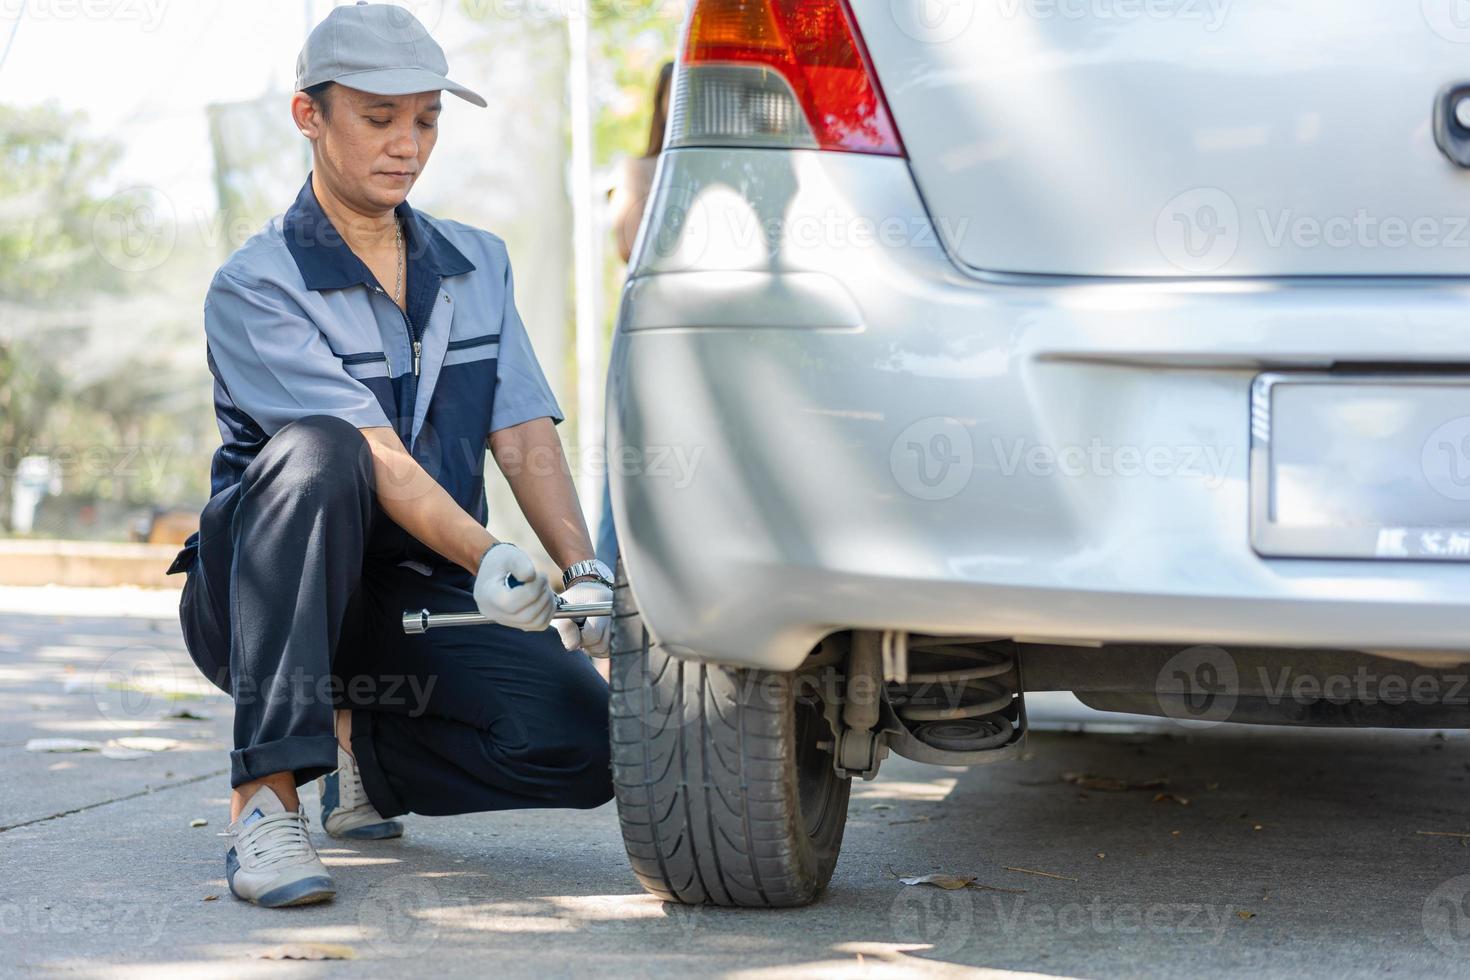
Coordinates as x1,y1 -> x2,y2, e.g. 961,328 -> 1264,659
224,786 -> 335,908
318,745 -> 405,841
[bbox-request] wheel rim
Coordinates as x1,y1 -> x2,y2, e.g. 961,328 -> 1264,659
793,694 -> 844,843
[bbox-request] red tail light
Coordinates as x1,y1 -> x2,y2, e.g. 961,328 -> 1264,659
670,0 -> 904,156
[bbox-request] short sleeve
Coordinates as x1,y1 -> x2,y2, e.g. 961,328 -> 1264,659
489,256 -> 564,433
205,271 -> 392,436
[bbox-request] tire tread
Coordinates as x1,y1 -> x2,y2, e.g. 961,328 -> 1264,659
609,562 -> 849,908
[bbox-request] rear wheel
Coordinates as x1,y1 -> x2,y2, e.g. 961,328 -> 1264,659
609,561 -> 851,907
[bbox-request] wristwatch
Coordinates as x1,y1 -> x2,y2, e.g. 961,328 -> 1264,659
562,558 -> 614,590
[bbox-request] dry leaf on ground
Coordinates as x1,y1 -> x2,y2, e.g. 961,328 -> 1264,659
252,943 -> 356,961
1062,772 -> 1169,792
899,874 -> 976,890
165,708 -> 212,721
25,738 -> 102,753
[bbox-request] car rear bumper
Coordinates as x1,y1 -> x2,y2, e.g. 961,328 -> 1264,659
609,148 -> 1470,671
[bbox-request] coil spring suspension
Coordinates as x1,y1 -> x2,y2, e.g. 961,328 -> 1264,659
888,637 -> 1019,752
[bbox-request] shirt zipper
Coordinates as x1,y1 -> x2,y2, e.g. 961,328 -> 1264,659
375,285 -> 421,377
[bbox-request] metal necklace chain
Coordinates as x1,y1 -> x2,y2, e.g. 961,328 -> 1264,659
392,217 -> 404,305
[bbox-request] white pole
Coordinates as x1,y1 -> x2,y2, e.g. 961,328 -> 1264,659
566,4 -> 602,530
303,0 -> 315,175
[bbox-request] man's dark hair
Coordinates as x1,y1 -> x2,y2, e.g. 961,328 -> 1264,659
303,80 -> 335,121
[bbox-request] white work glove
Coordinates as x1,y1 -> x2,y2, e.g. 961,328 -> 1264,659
553,579 -> 613,658
473,543 -> 556,631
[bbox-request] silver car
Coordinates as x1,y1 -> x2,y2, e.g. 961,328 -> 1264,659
605,0 -> 1470,907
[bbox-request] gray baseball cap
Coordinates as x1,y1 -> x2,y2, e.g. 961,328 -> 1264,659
296,1 -> 486,108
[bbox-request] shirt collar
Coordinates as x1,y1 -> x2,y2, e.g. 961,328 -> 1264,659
282,174 -> 475,292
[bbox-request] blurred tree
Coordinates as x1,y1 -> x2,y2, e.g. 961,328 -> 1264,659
587,2 -> 682,366
0,11 -> 686,539
0,104 -> 138,531
207,94 -> 308,254
0,103 -> 210,534
588,1 -> 682,168
0,338 -> 64,532
0,103 -> 136,304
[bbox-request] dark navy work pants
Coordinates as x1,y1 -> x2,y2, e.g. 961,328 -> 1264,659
173,415 -> 612,818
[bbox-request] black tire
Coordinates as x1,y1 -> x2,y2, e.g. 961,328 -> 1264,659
609,561 -> 851,907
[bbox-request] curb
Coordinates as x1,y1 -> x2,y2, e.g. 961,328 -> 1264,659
0,540 -> 180,589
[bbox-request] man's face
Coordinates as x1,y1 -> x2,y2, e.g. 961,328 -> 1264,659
302,86 -> 442,213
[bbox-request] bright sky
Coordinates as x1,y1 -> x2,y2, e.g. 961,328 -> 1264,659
0,1 -> 446,215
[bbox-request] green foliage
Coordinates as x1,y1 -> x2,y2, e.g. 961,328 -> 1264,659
0,102 -> 135,305
0,102 -> 216,533
1,13 -> 688,537
588,3 -> 683,365
589,2 -> 683,166
0,338 -> 65,532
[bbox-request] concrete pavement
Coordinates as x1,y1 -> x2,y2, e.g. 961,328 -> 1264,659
3,593 -> 1470,978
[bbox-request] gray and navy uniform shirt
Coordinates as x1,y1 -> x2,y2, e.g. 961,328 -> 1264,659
169,176 -> 562,574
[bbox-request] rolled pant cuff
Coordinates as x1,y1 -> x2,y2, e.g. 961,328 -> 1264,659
350,709 -> 408,819
231,734 -> 339,789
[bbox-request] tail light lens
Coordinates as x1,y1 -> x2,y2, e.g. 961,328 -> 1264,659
667,0 -> 904,156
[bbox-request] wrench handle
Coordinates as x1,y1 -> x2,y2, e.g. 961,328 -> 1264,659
402,600 -> 614,634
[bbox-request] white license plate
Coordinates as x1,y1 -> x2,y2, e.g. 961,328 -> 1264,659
1250,373 -> 1470,561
